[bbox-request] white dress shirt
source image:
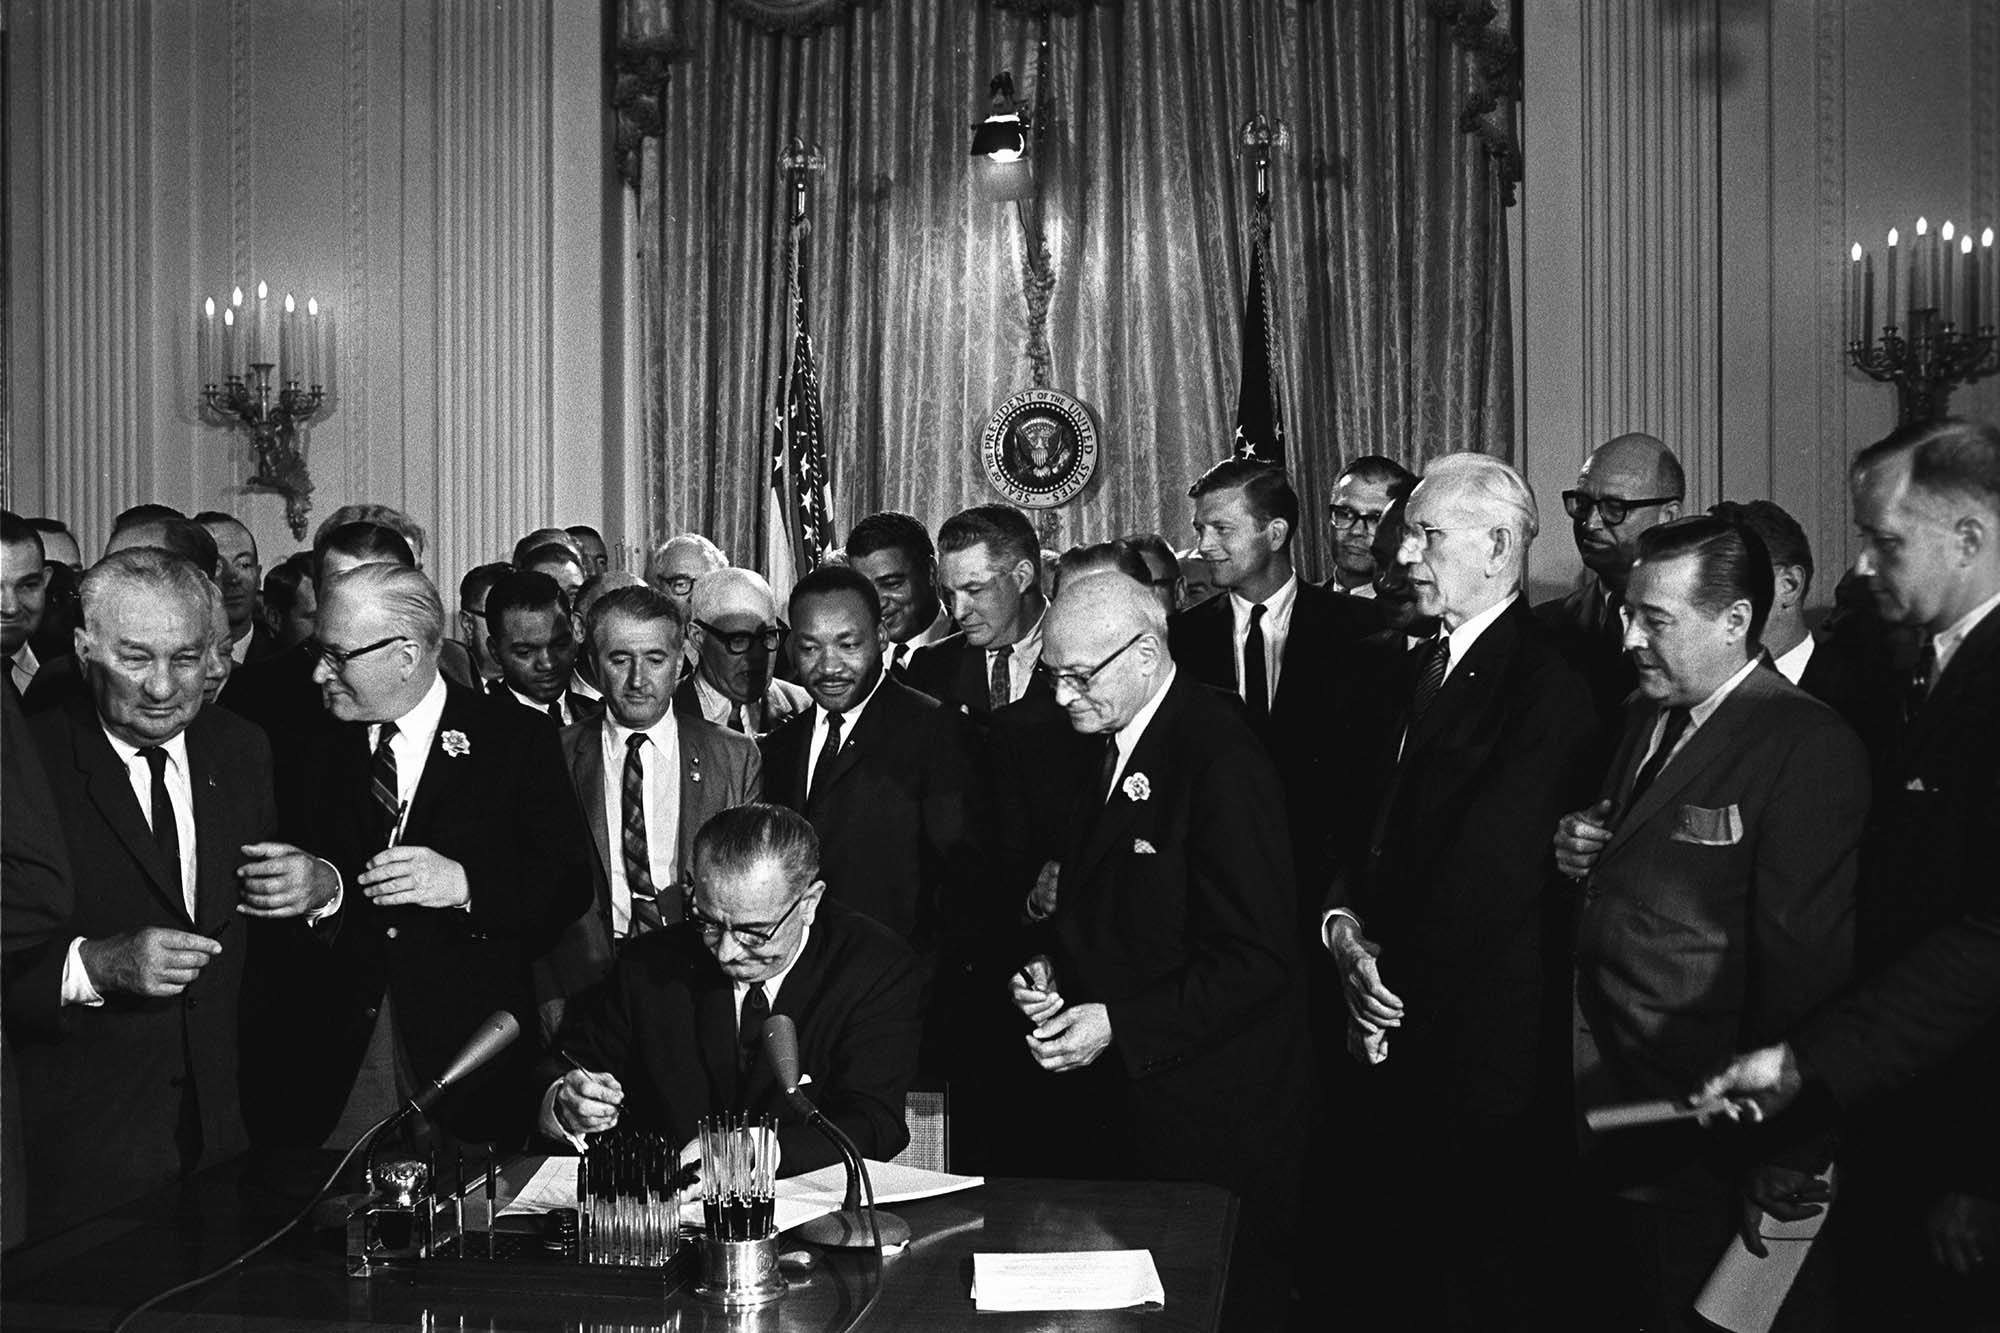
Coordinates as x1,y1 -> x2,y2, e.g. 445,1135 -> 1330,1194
1932,586 -> 2000,681
985,609 -> 1045,706
505,683 -> 576,725
805,670 -> 886,794
891,608 -> 952,675
1769,633 -> 1815,686
375,673 -> 450,834
229,629 -> 255,665
599,714 -> 681,938
1633,655 -> 1763,777
1105,664 -> 1177,797
7,641 -> 39,696
1229,574 -> 1300,709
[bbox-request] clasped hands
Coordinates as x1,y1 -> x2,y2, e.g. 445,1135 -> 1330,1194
1008,954 -> 1112,1072
1324,916 -> 1403,1063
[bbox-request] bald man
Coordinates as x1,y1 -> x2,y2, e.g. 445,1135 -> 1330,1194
673,568 -> 809,737
1009,570 -> 1307,1328
1536,432 -> 1685,726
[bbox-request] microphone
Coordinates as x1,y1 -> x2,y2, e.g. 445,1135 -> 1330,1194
760,1014 -> 909,1252
408,1010 -> 520,1115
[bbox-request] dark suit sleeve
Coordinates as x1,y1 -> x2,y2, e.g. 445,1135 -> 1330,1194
462,713 -> 595,938
2,693 -> 76,1042
782,938 -> 922,1174
1105,725 -> 1297,1077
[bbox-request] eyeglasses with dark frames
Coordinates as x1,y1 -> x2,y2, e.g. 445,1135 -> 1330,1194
683,889 -> 806,949
1329,504 -> 1390,530
306,635 -> 410,671
1561,490 -> 1679,527
693,619 -> 788,656
657,574 -> 698,596
1034,632 -> 1146,694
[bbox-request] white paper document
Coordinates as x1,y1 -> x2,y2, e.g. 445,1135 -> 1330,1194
1694,1168 -> 1835,1333
970,1249 -> 1166,1312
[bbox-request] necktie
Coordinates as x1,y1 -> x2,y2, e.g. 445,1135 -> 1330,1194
728,703 -> 747,734
2,655 -> 18,701
1099,735 -> 1121,803
809,710 -> 845,803
1242,604 -> 1269,722
548,699 -> 565,726
1628,706 -> 1692,807
1411,633 -> 1450,720
988,645 -> 1013,712
370,721 -> 401,848
139,747 -> 182,906
891,643 -> 909,677
738,983 -> 769,1073
1905,638 -> 1937,723
622,734 -> 663,936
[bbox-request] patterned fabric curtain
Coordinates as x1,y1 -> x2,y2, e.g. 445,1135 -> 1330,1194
625,0 -> 1512,577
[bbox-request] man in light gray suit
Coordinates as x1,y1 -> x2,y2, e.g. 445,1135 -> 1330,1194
538,585 -> 760,1035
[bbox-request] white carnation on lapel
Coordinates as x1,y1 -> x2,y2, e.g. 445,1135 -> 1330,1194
441,730 -> 471,758
1122,772 -> 1151,802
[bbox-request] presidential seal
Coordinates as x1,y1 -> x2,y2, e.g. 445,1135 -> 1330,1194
980,388 -> 1099,509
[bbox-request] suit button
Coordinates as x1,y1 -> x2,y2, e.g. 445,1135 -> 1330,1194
385,926 -> 399,940
364,1007 -> 379,1021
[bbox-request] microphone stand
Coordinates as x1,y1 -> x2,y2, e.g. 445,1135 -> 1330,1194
786,1094 -> 910,1253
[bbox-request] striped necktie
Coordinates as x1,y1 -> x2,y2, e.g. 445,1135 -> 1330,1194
369,722 -> 401,848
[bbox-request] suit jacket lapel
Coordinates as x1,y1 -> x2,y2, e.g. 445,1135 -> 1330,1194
401,684 -> 475,843
807,685 -> 898,807
677,715 -> 730,877
565,720 -> 614,916
185,722 -> 234,931
694,968 -> 743,1109
1902,610 -> 2000,760
1067,680 -> 1180,891
1603,667 -> 1772,859
71,704 -> 188,922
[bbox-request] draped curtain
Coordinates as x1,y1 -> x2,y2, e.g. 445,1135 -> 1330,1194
628,0 -> 1512,578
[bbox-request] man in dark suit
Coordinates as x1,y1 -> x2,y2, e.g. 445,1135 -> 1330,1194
541,585 -> 760,1034
1323,454 -> 1415,599
256,562 -> 593,1149
1557,516 -> 1867,1331
1536,432 -> 1685,728
2,511 -> 49,703
196,510 -> 282,666
906,505 -> 1051,720
845,511 -> 950,678
1009,572 -> 1309,1329
1701,417 -> 2000,1326
12,550 -> 334,1237
543,803 -> 920,1175
1323,453 -> 1601,1330
1169,459 -> 1375,934
482,569 -> 600,728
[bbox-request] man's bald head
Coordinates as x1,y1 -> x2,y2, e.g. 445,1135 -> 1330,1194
1570,432 -> 1686,587
1042,572 -> 1171,736
1585,433 -> 1684,496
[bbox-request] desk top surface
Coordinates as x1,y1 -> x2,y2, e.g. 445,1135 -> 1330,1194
2,1153 -> 1235,1332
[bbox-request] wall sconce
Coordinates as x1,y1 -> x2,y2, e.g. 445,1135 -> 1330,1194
971,72 -> 1035,203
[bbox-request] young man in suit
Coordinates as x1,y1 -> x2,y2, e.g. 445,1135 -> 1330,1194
255,562 -> 593,1149
905,505 -> 1050,720
1009,571 -> 1309,1329
845,511 -> 950,678
543,803 -> 920,1175
483,568 -> 601,728
538,585 -> 760,1034
195,511 -> 281,666
2,511 -> 49,702
1557,516 -> 1868,1331
1322,453 -> 1601,1330
1703,416 -> 2000,1326
13,550 -> 331,1237
674,568 -> 809,737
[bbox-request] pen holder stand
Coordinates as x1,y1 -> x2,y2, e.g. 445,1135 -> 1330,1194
694,1235 -> 786,1308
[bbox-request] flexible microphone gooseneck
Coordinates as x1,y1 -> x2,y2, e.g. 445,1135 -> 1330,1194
110,1010 -> 522,1333
761,1014 -> 910,1253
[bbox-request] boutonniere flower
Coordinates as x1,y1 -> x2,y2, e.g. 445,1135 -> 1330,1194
1122,772 -> 1151,802
440,730 -> 471,758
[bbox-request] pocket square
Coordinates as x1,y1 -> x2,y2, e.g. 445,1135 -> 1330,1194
1906,777 -> 1929,792
1132,838 -> 1158,855
1670,803 -> 1742,846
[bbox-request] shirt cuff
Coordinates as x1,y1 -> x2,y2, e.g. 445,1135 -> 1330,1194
306,861 -> 344,926
62,937 -> 106,1007
539,1079 -> 588,1152
1319,907 -> 1365,953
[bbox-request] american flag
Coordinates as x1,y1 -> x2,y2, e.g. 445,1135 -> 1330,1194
766,232 -> 833,602
1231,225 -> 1285,466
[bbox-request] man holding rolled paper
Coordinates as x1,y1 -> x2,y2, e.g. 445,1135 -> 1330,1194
540,803 -> 921,1177
1557,514 -> 1867,1331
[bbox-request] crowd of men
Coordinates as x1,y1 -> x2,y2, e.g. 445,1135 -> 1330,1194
3,414 -> 1999,1331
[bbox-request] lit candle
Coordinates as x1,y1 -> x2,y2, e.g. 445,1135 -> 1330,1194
254,280 -> 272,367
1942,222 -> 1957,327
280,293 -> 296,384
307,297 -> 321,388
199,296 -> 217,387
1848,243 -> 1864,343
1964,233 -> 1978,334
1984,228 -> 1996,332
1864,249 -> 1875,341
228,286 -> 245,377
1914,218 -> 1931,315
223,306 -> 238,378
1886,229 -> 1900,327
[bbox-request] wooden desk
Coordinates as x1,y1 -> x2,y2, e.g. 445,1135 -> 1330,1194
2,1153 -> 1234,1331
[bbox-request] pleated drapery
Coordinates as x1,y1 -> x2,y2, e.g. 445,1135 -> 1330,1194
630,0 -> 1512,578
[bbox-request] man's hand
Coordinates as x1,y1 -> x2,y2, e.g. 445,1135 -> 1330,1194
555,1068 -> 625,1136
78,928 -> 222,998
1696,1043 -> 1802,1122
1009,955 -> 1064,1026
1739,1164 -> 1833,1257
1026,1002 -> 1112,1072
1554,798 -> 1618,880
236,842 -> 339,918
1347,1016 -> 1390,1065
1026,860 -> 1060,921
1928,1191 -> 2000,1276
359,846 -> 470,910
1325,917 -> 1404,1029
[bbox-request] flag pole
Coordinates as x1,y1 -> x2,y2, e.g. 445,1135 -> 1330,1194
1232,113 -> 1290,467
767,136 -> 829,603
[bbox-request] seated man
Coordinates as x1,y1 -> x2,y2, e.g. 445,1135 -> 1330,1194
542,803 -> 920,1176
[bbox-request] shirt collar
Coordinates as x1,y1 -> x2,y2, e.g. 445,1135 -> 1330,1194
604,707 -> 677,750
816,664 -> 887,728
991,607 -> 1045,661
905,607 -> 950,650
1441,591 -> 1518,671
1685,655 -> 1764,728
1769,633 -> 1816,686
1113,662 -> 1177,763
1933,586 -> 2000,672
12,641 -> 39,675
737,922 -> 812,1009
100,721 -> 190,772
379,672 -> 449,746
1231,572 -> 1300,627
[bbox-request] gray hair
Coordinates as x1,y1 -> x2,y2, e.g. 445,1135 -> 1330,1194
648,532 -> 728,576
79,549 -> 214,638
690,567 -> 778,624
1419,452 -> 1540,549
692,803 -> 821,890
322,562 -> 446,651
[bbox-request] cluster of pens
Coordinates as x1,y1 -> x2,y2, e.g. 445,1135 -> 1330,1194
697,1114 -> 778,1241
575,1129 -> 683,1267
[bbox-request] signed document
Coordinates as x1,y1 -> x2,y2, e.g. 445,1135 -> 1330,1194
971,1249 -> 1166,1312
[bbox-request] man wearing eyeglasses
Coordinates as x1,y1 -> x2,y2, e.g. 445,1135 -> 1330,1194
1536,432 -> 1685,726
540,803 -> 921,1176
1324,455 -> 1415,599
1009,570 -> 1307,1329
249,561 -> 592,1150
673,568 -> 809,738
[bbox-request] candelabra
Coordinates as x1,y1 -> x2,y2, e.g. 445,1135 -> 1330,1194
196,281 -> 333,538
1846,220 -> 1998,423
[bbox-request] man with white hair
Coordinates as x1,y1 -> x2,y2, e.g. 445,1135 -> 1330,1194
1320,452 -> 1601,1331
674,567 -> 808,737
1009,570 -> 1307,1329
645,533 -> 728,622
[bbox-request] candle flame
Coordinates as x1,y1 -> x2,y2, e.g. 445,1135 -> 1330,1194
204,296 -> 215,317
256,279 -> 268,300
1888,228 -> 1900,246
1963,235 -> 1975,255
1942,221 -> 1956,242
1850,242 -> 1863,261
1916,217 -> 1929,235
231,285 -> 244,306
284,292 -> 296,313
307,297 -> 320,317
224,308 -> 235,327
1984,228 -> 1995,248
